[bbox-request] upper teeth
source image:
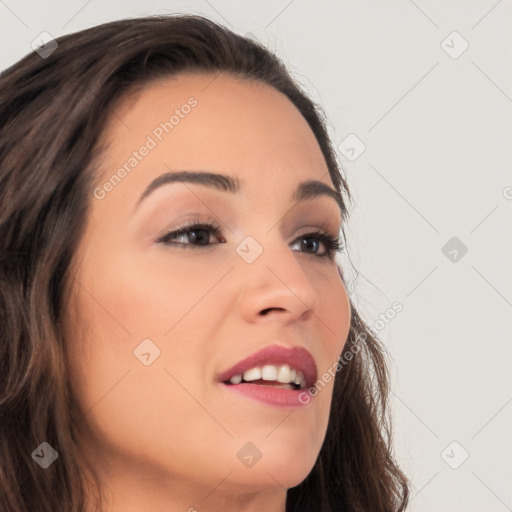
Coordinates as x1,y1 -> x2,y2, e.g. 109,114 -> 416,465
229,364 -> 306,388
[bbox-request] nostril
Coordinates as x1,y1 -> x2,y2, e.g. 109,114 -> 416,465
260,307 -> 284,315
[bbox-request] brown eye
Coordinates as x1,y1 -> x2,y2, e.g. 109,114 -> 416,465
157,222 -> 223,247
291,231 -> 343,259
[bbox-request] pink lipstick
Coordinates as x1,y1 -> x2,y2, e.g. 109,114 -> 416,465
217,344 -> 317,408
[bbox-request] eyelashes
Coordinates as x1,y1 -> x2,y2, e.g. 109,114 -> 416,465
156,218 -> 344,260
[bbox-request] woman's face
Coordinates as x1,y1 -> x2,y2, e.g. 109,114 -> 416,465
66,73 -> 351,509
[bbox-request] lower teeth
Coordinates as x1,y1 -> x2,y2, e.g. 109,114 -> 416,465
227,380 -> 299,390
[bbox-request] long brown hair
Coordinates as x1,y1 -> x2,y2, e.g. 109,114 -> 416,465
0,14 -> 409,512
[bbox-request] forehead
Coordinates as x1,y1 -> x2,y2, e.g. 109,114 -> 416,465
100,72 -> 328,178
90,73 -> 336,222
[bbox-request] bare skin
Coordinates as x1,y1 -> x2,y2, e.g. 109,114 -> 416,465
65,73 -> 351,512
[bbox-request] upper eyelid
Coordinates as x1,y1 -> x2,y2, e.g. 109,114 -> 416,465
158,222 -> 341,248
161,221 -> 339,238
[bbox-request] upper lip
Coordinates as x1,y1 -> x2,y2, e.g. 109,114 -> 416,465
217,344 -> 318,388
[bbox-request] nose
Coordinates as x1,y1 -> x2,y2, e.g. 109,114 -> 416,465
237,236 -> 321,324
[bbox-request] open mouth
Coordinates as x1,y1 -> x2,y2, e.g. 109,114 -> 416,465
220,363 -> 308,390
219,376 -> 312,408
222,377 -> 302,391
216,345 -> 316,407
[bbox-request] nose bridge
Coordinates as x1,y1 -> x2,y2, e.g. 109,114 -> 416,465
235,227 -> 320,319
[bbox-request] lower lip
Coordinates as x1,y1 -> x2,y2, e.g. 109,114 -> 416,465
220,382 -> 313,408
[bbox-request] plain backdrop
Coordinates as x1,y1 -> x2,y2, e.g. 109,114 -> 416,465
1,1 -> 511,510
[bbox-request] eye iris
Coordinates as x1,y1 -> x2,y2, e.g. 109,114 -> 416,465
302,238 -> 320,253
189,228 -> 210,245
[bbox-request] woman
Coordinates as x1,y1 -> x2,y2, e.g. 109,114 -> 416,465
0,14 -> 409,512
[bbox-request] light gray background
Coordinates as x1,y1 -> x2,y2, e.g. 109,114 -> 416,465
1,1 -> 511,510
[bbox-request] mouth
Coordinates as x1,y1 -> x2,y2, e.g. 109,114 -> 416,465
217,344 -> 317,408
221,366 -> 305,390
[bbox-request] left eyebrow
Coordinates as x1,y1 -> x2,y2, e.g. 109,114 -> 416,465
135,170 -> 345,216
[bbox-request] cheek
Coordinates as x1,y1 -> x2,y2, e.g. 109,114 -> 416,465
313,274 -> 351,402
67,255 -> 221,470
69,249 -> 231,406
321,272 -> 351,356
69,266 -> 194,420
80,250 -> 226,341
